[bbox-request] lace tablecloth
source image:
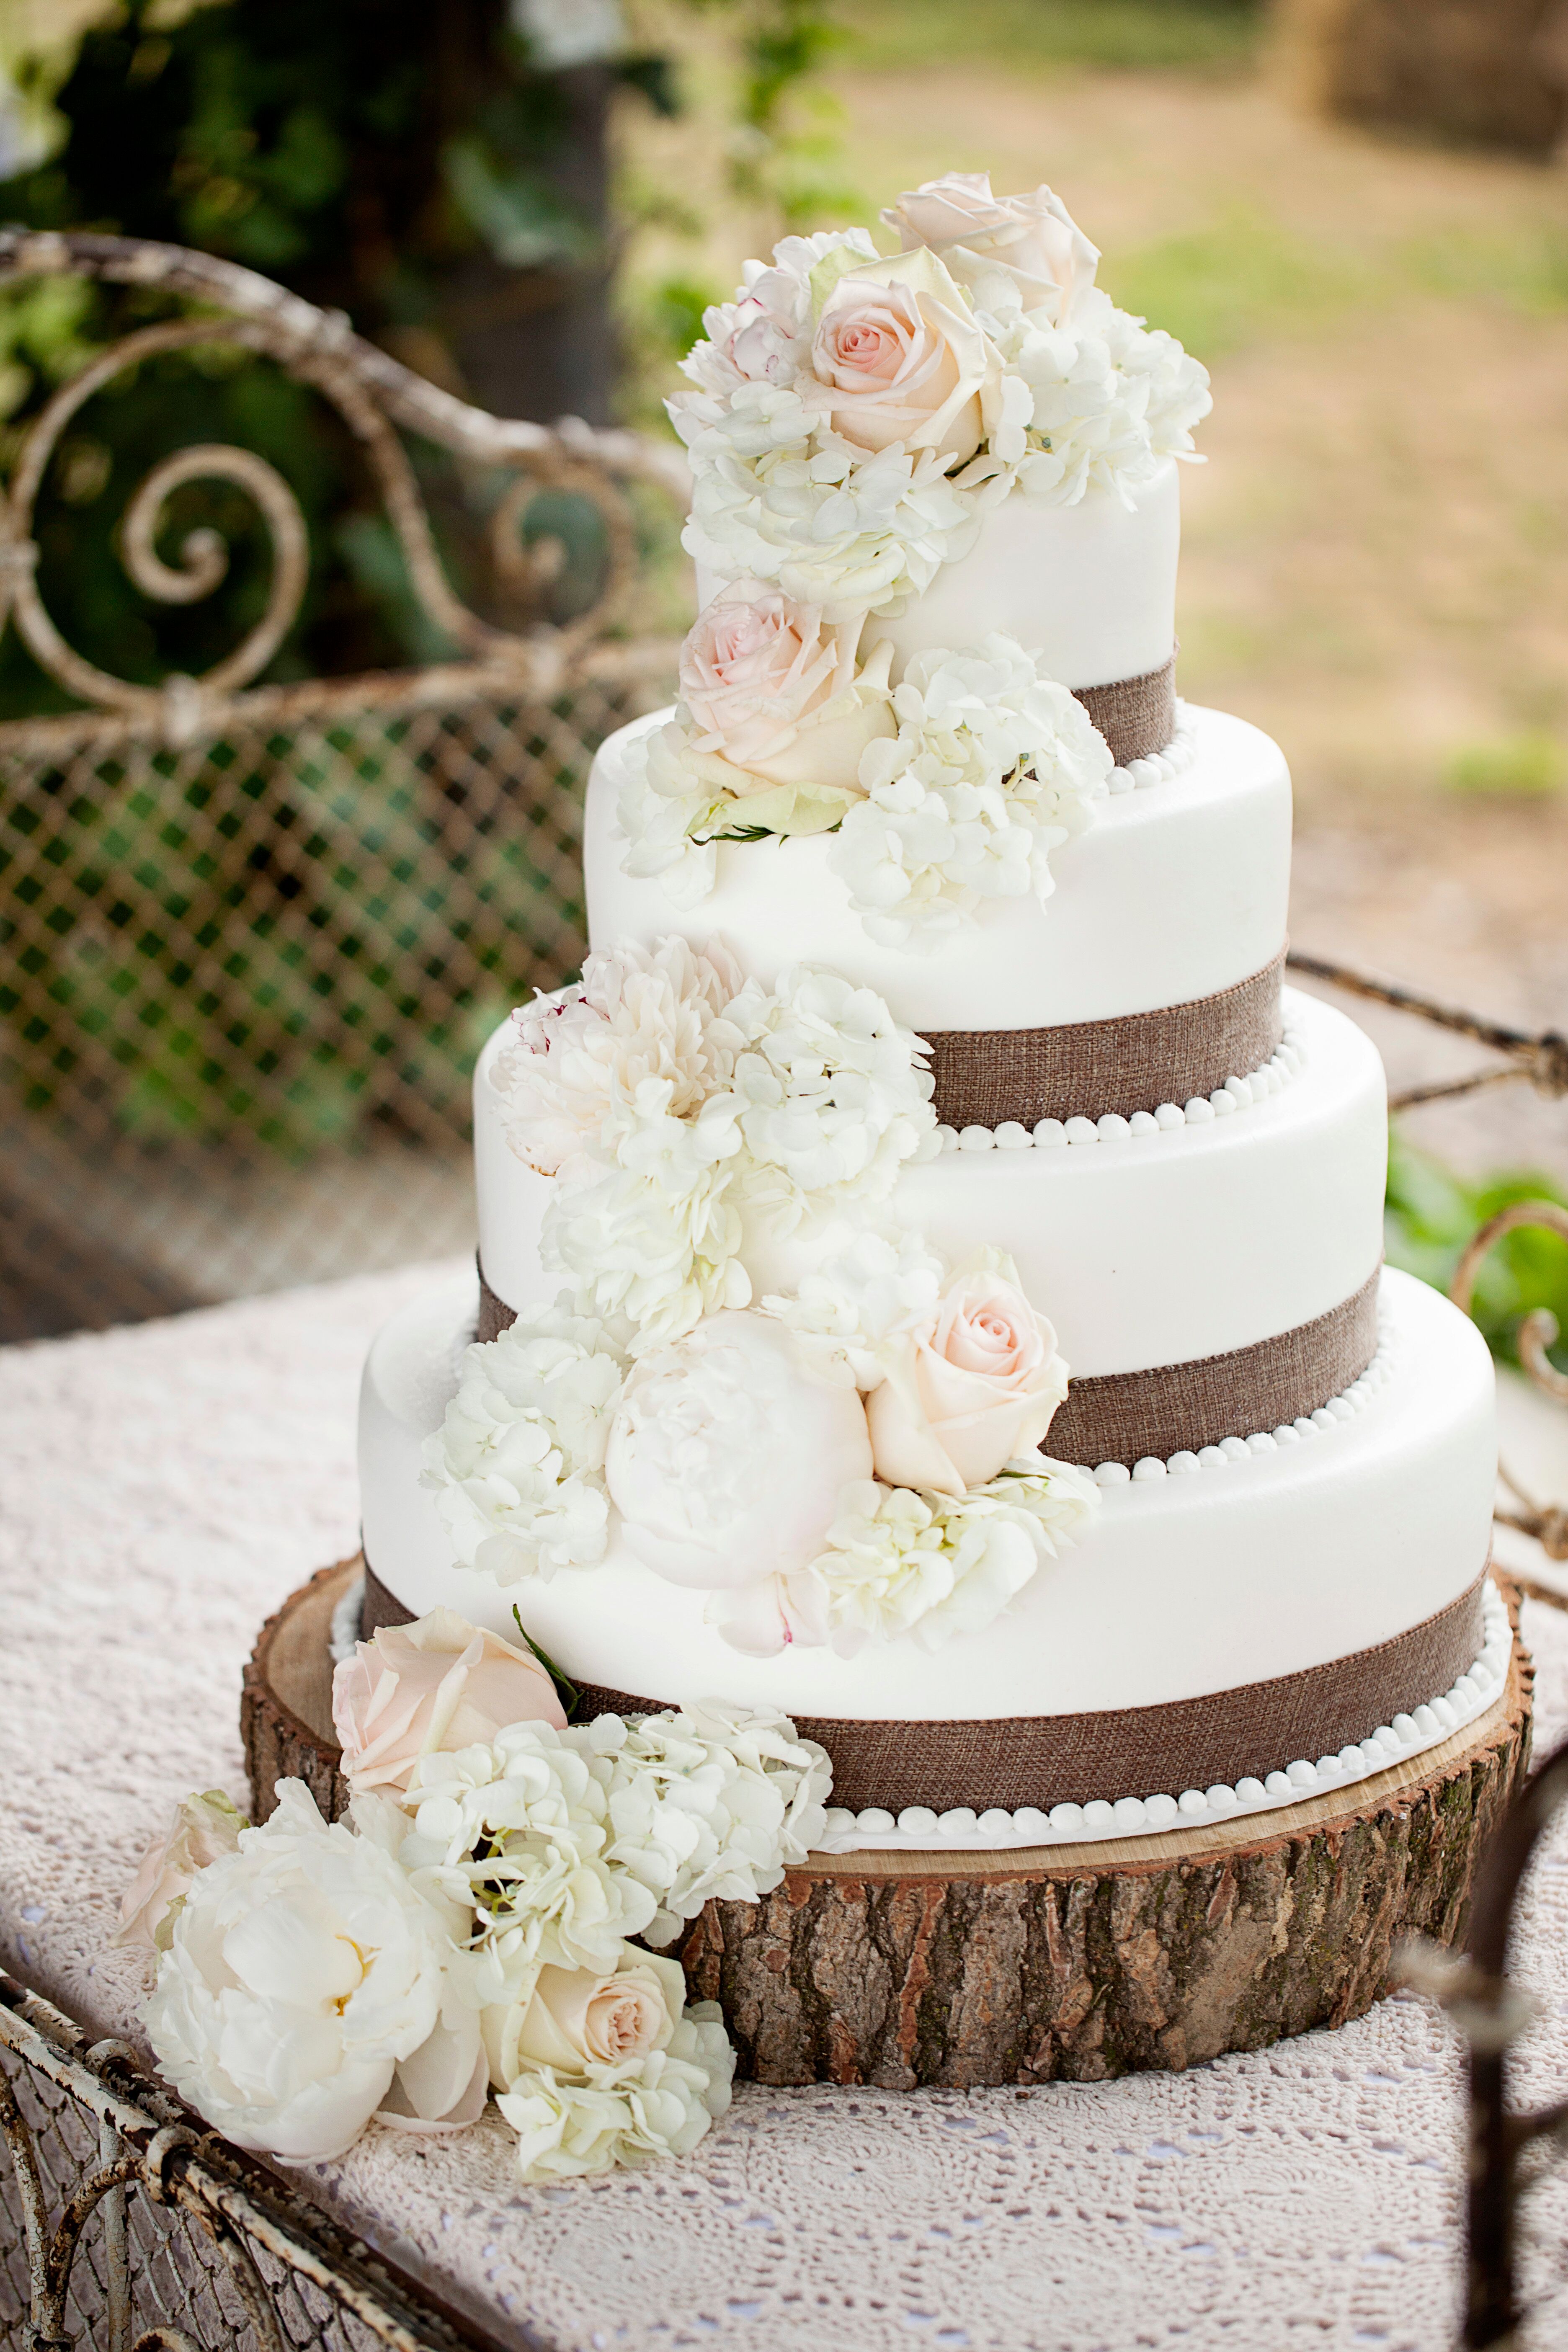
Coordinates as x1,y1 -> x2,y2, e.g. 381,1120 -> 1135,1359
6,1264 -> 1568,2352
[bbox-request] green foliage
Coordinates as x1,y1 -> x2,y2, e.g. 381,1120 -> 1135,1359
1385,1128 -> 1568,1373
1110,208 -> 1369,358
1442,735 -> 1564,799
838,0 -> 1260,75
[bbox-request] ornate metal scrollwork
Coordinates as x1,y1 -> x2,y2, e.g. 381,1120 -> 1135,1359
0,1969 -> 475,2349
0,228 -> 689,729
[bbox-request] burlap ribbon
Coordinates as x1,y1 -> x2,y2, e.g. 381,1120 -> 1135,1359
361,1564 -> 1488,1815
476,1259 -> 1380,1470
1047,1264 -> 1382,1469
1071,651 -> 1176,767
920,949 -> 1286,1131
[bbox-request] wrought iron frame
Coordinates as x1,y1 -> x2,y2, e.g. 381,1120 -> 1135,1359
0,227 -> 689,758
0,1965 -> 498,2352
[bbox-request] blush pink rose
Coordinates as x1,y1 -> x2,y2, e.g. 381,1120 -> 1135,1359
866,1260 -> 1069,1496
881,171 -> 1100,328
480,1950 -> 684,2087
807,248 -> 998,463
679,581 -> 894,792
333,1607 -> 565,1798
114,1789 -> 245,1952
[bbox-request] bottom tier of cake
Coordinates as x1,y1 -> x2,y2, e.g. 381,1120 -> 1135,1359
358,1266 -> 1496,1849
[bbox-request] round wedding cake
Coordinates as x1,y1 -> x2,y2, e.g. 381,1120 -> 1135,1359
356,171 -> 1500,1857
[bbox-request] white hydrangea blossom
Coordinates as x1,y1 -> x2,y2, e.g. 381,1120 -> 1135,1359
764,1225 -> 947,1390
798,1465 -> 1102,1656
676,402 -> 985,619
420,1307 -> 629,1583
725,965 -> 937,1227
827,635 -> 1112,949
542,1160 -> 751,1357
397,1702 -> 830,1986
498,2008 -> 735,2180
400,1726 -> 658,2001
583,1702 -> 833,1945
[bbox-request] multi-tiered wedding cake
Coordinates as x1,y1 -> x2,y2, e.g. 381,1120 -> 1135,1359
358,172 -> 1501,1857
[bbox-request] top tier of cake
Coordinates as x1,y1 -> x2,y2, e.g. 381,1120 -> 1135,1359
698,454 -> 1180,697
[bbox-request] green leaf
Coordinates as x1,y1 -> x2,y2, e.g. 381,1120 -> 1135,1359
511,1606 -> 582,1722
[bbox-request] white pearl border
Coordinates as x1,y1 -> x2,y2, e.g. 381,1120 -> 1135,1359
330,1580 -> 364,1667
934,1027 -> 1306,1157
1092,1316 -> 1395,1488
1106,699 -> 1199,795
814,1579 -> 1511,1855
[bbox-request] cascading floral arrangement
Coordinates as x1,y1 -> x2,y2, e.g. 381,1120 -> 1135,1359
615,170 -> 1208,944
119,1610 -> 831,2180
431,935 -> 1100,1659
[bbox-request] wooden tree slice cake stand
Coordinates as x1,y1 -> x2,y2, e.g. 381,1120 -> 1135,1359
243,1557 -> 1534,2088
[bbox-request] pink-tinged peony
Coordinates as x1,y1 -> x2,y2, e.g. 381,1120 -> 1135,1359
806,248 -> 1000,464
880,172 -> 1100,329
333,1608 -> 565,1799
115,1789 -> 245,1953
865,1255 -> 1070,1496
678,582 -> 895,792
480,1949 -> 684,2088
496,936 -> 745,1179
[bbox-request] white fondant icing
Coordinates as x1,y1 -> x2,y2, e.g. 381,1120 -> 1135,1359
475,990 -> 1387,1381
358,1266 -> 1496,1726
584,703 -> 1291,1033
812,1580 -> 1511,1853
870,460 -> 1181,692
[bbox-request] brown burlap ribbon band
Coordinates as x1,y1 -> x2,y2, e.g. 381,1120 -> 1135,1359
919,948 -> 1286,1131
361,1564 -> 1489,1815
1071,651 -> 1176,767
1046,1263 -> 1382,1470
475,1257 -> 1381,1470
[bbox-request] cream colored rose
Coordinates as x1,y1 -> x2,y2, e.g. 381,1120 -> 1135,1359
865,1255 -> 1069,1497
332,1607 -> 565,1800
881,171 -> 1099,328
680,581 -> 895,794
481,1949 -> 684,2087
806,248 -> 1000,465
115,1789 -> 245,1953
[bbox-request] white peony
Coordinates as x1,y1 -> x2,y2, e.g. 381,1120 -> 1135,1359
498,2006 -> 735,2180
725,965 -> 936,1226
828,634 -> 1111,949
764,1226 -> 948,1390
143,1781 -> 481,2163
542,1161 -> 750,1356
604,1309 -> 873,1592
583,1701 -> 833,1945
789,1462 -> 1102,1658
399,1725 -> 657,2002
420,1306 -> 629,1583
494,938 -> 745,1180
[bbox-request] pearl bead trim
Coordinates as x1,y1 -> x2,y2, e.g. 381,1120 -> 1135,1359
933,1026 -> 1306,1157
1105,699 -> 1200,795
1090,1315 -> 1395,1489
814,1578 -> 1510,1856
